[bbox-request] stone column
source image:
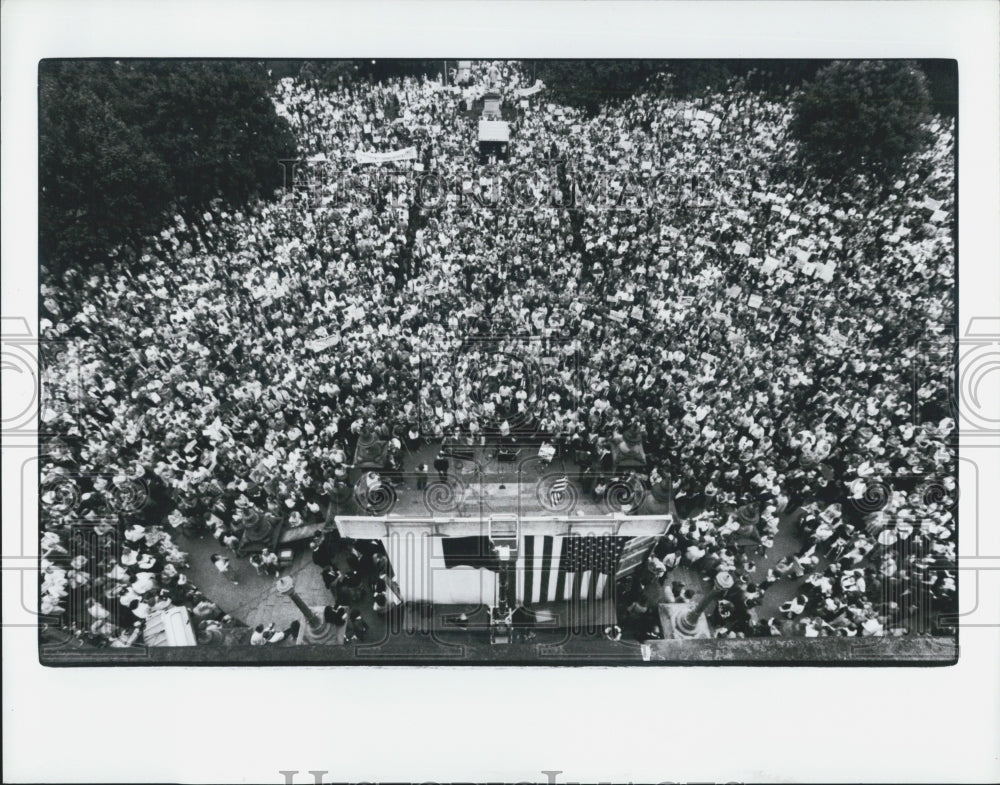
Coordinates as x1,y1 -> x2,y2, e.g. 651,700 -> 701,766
668,571 -> 734,639
275,576 -> 340,645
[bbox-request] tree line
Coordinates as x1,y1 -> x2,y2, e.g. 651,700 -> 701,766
40,59 -> 954,292
39,60 -> 298,283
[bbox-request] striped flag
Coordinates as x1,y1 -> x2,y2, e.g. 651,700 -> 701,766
515,535 -> 628,605
382,533 -> 639,609
548,475 -> 569,507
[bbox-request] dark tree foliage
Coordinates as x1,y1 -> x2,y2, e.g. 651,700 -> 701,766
285,59 -> 445,91
529,59 -> 954,119
39,67 -> 174,277
529,60 -> 825,114
39,60 -> 297,279
530,60 -> 662,115
917,59 -> 958,118
790,60 -> 932,183
357,59 -> 445,83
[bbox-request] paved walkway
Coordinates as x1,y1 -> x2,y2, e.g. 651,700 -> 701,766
178,528 -> 394,642
648,507 -> 810,625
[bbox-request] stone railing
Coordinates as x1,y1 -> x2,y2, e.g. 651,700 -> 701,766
40,631 -> 957,665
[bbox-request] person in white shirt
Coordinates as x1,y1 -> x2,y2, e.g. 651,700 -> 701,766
210,553 -> 238,584
260,548 -> 280,577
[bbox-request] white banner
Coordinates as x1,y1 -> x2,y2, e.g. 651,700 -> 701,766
306,334 -> 340,352
354,146 -> 417,165
513,79 -> 545,97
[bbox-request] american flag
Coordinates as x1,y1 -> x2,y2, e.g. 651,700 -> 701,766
382,533 -> 639,614
548,475 -> 570,507
515,534 -> 628,605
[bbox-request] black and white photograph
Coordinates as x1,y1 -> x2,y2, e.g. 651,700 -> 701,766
33,53 -> 961,664
3,1 -> 999,783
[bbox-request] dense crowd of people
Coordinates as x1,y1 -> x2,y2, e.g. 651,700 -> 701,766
39,60 -> 956,645
40,521 -> 243,647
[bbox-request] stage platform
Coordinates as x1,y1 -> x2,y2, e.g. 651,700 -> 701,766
389,479 -> 618,517
347,436 -> 669,518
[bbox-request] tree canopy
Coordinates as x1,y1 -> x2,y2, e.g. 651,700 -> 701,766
39,60 -> 297,279
528,58 -> 952,123
790,60 -> 932,183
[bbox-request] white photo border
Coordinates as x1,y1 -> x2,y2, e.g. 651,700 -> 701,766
3,1 -> 998,783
